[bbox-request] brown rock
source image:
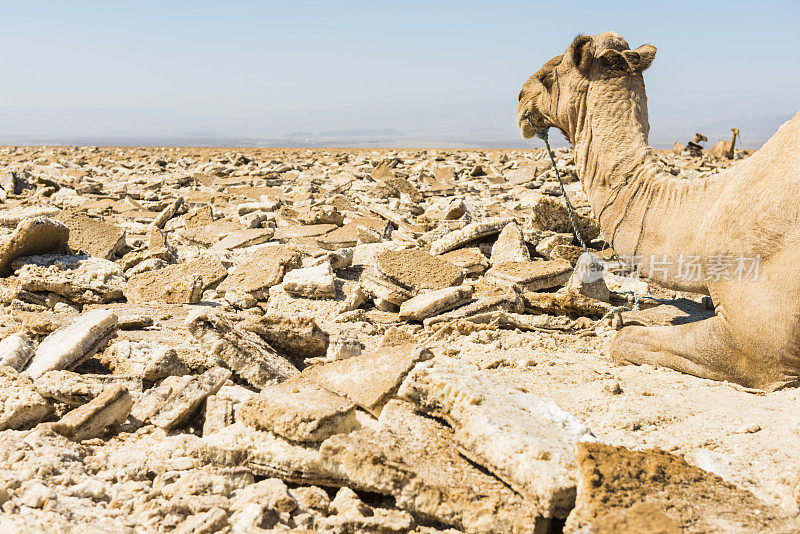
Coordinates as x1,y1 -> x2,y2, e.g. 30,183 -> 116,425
566,442 -> 791,533
242,313 -> 328,360
216,245 -> 302,300
125,256 -> 227,304
55,212 -> 127,260
485,260 -> 572,292
0,217 -> 69,277
376,248 -> 463,292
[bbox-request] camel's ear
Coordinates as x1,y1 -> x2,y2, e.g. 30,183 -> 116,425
566,35 -> 594,72
622,44 -> 657,73
597,49 -> 630,75
599,44 -> 657,76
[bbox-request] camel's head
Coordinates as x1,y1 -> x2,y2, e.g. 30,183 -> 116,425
517,32 -> 657,140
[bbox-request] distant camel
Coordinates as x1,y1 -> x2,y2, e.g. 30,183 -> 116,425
709,128 -> 739,159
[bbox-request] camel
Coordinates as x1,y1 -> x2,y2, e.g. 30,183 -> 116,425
517,31 -> 800,391
709,128 -> 740,159
672,142 -> 684,155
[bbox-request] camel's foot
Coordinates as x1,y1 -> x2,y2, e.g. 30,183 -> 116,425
610,318 -> 798,391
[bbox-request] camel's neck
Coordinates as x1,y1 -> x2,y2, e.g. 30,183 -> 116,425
729,132 -> 737,156
569,77 -> 721,290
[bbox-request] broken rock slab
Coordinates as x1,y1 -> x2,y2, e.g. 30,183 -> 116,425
34,370 -> 142,406
0,366 -> 53,430
24,309 -> 119,379
490,221 -> 531,265
398,284 -> 474,321
51,384 -> 133,442
485,260 -> 573,292
12,254 -> 126,304
149,367 -> 231,431
529,194 -> 600,241
237,378 -> 358,442
304,343 -> 433,416
399,356 -> 595,519
186,308 -> 298,388
282,263 -> 337,299
100,339 -> 188,381
211,227 -> 275,251
242,313 -> 328,360
378,400 -> 541,534
429,217 -> 511,255
125,256 -> 227,304
375,248 -> 463,292
565,442 -> 793,533
440,247 -> 490,276
195,422 -> 346,486
216,245 -> 302,302
0,217 -> 69,276
55,212 -> 127,260
0,332 -> 35,371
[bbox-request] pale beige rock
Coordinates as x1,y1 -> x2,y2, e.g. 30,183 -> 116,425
13,254 -> 126,304
216,245 -> 301,300
55,212 -> 127,260
149,367 -> 231,431
399,356 -> 596,519
125,256 -> 227,304
0,217 -> 69,276
398,285 -> 474,321
440,247 -> 490,276
429,217 -> 511,255
237,378 -> 358,442
34,370 -> 142,406
0,366 -> 53,430
282,263 -> 337,299
490,221 -> 531,265
535,232 -> 573,259
485,260 -> 573,292
565,252 -> 611,301
242,313 -> 328,360
211,228 -> 275,250
101,339 -> 188,381
24,309 -> 119,379
0,332 -> 35,371
304,343 -> 433,416
186,308 -> 298,388
51,384 -> 133,441
361,270 -> 413,305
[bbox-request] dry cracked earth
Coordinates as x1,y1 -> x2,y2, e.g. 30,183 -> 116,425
0,145 -> 798,533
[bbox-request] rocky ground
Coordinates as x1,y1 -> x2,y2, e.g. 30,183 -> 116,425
0,145 -> 797,533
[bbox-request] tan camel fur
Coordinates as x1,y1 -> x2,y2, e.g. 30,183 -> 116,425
517,31 -> 800,390
673,141 -> 685,155
710,127 -> 740,159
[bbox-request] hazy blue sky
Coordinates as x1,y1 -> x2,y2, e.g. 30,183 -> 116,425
0,1 -> 797,146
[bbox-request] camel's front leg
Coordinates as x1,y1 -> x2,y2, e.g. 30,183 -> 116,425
610,316 -> 753,387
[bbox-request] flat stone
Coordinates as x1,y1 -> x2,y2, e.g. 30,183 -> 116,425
51,384 -> 133,441
24,309 -> 119,379
565,442 -> 790,533
304,343 -> 433,416
522,291 -> 613,317
375,248 -> 463,292
149,367 -> 231,431
377,400 -> 541,533
398,356 -> 596,519
361,270 -> 412,305
55,212 -> 127,260
534,232 -> 572,258
0,366 -> 53,430
100,339 -> 188,381
317,217 -> 389,250
273,224 -> 337,242
485,260 -> 572,292
529,194 -> 600,240
237,378 -> 358,442
211,228 -> 275,251
0,217 -> 69,277
429,217 -> 511,255
125,256 -> 227,304
242,313 -> 328,360
195,422 -> 345,486
34,370 -> 142,406
186,308 -> 298,388
398,285 -> 474,321
282,263 -> 336,299
0,207 -> 60,228
550,244 -> 585,266
216,245 -> 302,300
371,164 -> 422,202
490,221 -> 531,265
13,254 -> 126,304
439,247 -> 490,276
0,332 -> 35,371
